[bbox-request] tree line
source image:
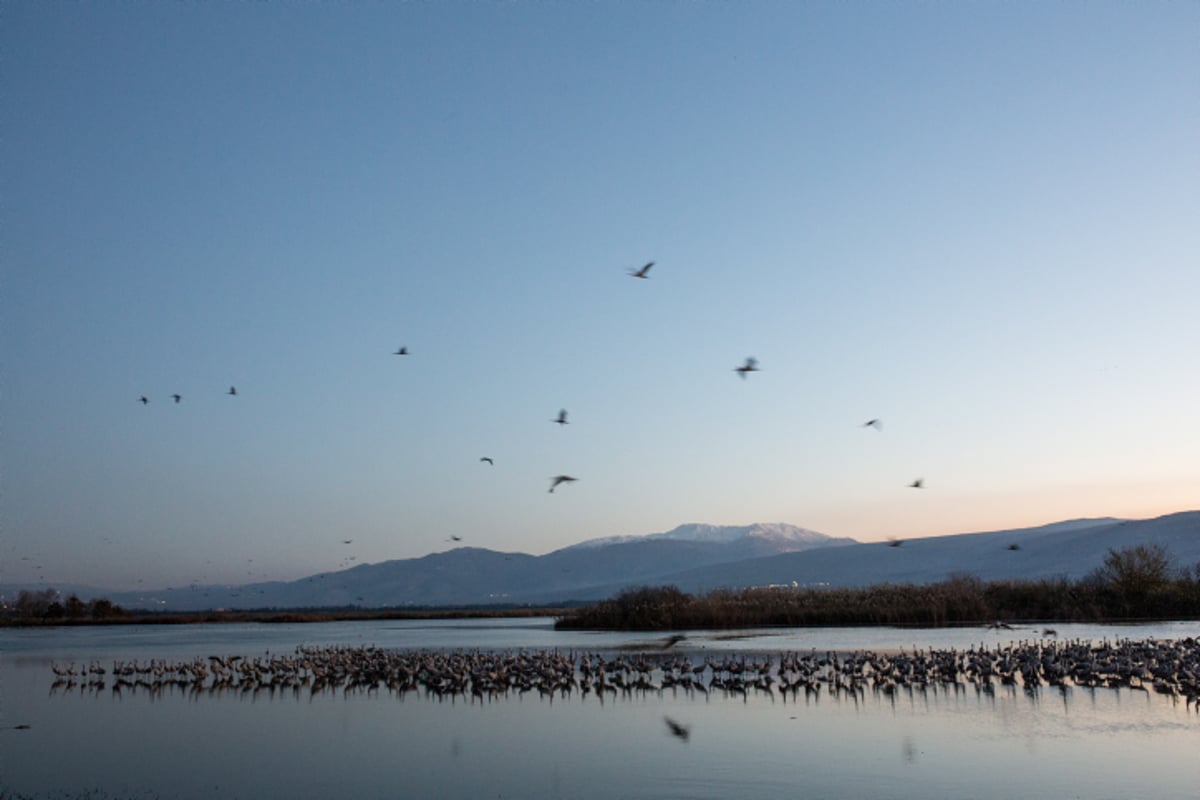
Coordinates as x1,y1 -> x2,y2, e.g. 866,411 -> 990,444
555,544 -> 1200,630
2,588 -> 126,623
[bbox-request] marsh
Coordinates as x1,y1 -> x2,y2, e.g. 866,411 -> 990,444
3,618 -> 1199,799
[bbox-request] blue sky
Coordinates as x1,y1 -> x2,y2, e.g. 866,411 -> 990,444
4,2 -> 1198,590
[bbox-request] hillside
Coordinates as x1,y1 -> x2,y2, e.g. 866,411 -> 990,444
9,513 -> 1198,612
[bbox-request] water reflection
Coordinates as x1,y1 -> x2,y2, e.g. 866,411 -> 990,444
3,620 -> 1200,799
39,635 -> 1200,711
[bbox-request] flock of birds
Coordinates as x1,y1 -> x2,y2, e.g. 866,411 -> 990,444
48,636 -> 1200,722
115,259 -> 938,593
135,263 -> 926,502
138,386 -> 236,405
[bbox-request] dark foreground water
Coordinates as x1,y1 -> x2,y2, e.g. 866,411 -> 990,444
2,619 -> 1199,799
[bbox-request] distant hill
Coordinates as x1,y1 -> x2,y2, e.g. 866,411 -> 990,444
599,512 -> 1200,600
96,522 -> 855,611
10,513 -> 1199,612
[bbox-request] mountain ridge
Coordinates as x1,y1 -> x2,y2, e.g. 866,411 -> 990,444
7,513 -> 1198,612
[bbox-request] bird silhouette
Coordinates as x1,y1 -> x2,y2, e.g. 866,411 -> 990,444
734,357 -> 759,379
909,478 -> 924,489
480,457 -> 494,465
342,539 -> 353,544
448,535 -> 463,542
138,396 -> 149,405
628,261 -> 654,279
393,347 -> 408,355
172,394 -> 182,404
553,409 -> 569,426
549,475 -> 577,493
227,386 -> 237,396
887,537 -> 903,547
663,716 -> 690,741
863,419 -> 881,430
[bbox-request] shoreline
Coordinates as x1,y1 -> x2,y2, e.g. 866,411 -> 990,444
0,606 -> 574,628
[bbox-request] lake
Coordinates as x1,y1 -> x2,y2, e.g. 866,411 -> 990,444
2,619 -> 1199,799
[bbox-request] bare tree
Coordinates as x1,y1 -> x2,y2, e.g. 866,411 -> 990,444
1095,544 -> 1173,596
14,588 -> 58,618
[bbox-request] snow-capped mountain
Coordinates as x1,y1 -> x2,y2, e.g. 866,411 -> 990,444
566,522 -> 855,549
23,511 -> 1198,612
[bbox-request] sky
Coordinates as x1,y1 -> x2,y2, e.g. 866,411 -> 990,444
3,2 -> 1198,591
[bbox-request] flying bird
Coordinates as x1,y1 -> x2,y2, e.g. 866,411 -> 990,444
663,716 -> 691,741
393,347 -> 408,356
862,419 -> 881,430
887,537 -> 903,547
342,539 -> 353,544
480,457 -> 494,465
628,261 -> 654,279
227,386 -> 237,396
549,475 -> 577,493
553,409 -> 569,426
448,535 -> 463,542
172,394 -> 182,404
909,478 -> 924,489
734,357 -> 759,379
139,396 -> 149,405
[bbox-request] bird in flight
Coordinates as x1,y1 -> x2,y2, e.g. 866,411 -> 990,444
862,419 -> 881,430
734,357 -> 759,379
663,716 -> 690,741
553,409 -> 569,426
342,539 -> 353,544
549,475 -> 577,493
172,394 -> 182,404
448,535 -> 462,542
139,396 -> 149,405
393,347 -> 408,356
887,537 -> 903,547
909,478 -> 924,489
628,261 -> 654,279
227,386 -> 237,396
480,457 -> 494,465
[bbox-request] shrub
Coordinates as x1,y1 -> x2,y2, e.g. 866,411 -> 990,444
64,594 -> 88,618
88,598 -> 125,619
1094,544 -> 1172,597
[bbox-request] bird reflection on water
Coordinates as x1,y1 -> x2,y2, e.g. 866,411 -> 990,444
46,638 -> 1200,712
664,716 -> 690,741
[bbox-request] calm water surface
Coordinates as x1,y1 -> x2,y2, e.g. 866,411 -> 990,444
2,619 -> 1199,799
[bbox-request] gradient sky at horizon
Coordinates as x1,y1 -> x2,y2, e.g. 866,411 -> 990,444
4,2 -> 1198,591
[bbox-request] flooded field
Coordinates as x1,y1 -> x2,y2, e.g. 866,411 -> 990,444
2,619 -> 1199,799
